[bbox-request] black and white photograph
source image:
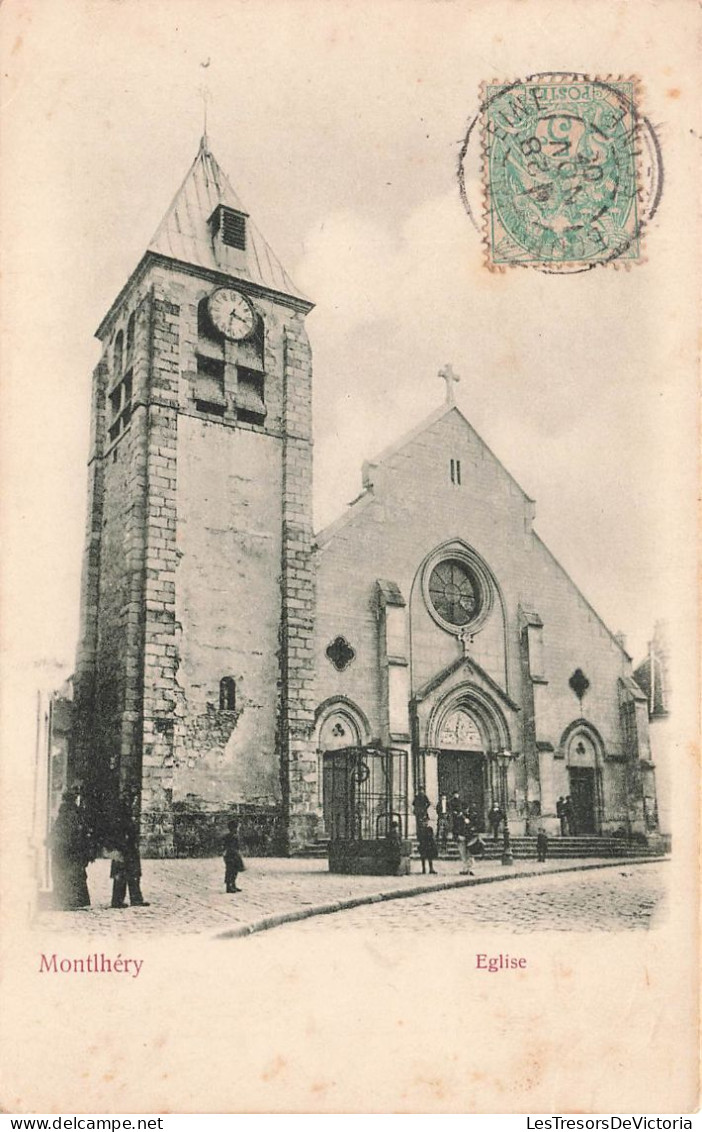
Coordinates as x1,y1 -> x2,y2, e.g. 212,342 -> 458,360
0,0 -> 698,1115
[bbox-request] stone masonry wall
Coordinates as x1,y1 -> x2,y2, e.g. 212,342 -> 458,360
72,357 -> 107,798
139,294 -> 180,854
73,292 -> 153,841
280,320 -> 317,851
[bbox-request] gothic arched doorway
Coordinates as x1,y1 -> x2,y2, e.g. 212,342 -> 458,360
561,724 -> 604,835
316,702 -> 369,838
436,707 -> 489,831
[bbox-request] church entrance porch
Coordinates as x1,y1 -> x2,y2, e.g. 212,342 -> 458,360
413,663 -> 523,842
568,766 -> 597,835
437,750 -> 487,832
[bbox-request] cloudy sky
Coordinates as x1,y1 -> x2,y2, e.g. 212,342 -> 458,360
1,0 -> 697,703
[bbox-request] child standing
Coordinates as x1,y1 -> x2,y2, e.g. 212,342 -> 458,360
223,820 -> 245,893
536,827 -> 549,862
417,820 -> 438,874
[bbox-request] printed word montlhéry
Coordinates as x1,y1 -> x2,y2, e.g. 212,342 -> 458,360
39,953 -> 144,978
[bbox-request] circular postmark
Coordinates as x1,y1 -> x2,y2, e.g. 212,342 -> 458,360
459,73 -> 663,273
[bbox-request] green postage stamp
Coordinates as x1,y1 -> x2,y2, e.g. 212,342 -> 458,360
481,75 -> 645,271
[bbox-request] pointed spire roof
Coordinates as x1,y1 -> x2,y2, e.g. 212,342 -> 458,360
147,137 -> 309,303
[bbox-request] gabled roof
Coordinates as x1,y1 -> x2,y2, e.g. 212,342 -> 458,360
315,400 -> 534,549
97,137 -> 311,337
148,138 -> 309,302
363,402 -> 534,501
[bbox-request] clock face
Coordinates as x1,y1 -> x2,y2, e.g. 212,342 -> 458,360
208,288 -> 256,340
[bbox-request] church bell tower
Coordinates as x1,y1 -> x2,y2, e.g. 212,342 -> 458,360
73,138 -> 316,855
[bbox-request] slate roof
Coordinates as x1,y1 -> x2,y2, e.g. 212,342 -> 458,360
148,137 -> 309,302
97,137 -> 310,336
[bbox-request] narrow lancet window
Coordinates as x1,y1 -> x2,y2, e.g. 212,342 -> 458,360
219,677 -> 236,711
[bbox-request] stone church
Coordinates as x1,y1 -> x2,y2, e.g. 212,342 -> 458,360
72,139 -> 660,856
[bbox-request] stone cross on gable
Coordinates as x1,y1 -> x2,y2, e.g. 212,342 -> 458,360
439,364 -> 460,405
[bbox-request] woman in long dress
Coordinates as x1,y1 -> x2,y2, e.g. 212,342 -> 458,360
50,791 -> 91,909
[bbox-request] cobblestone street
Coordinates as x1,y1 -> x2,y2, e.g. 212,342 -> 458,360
32,856 -> 668,937
281,861 -> 668,934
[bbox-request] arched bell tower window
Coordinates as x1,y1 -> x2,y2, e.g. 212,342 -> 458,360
113,330 -> 124,377
108,327 -> 133,445
126,312 -> 136,359
219,677 -> 236,711
195,296 -> 226,415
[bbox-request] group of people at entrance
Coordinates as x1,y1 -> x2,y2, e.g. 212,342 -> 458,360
49,787 -> 149,911
413,789 -> 490,875
557,796 -> 577,836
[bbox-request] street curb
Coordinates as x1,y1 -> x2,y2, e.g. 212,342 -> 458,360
216,855 -> 668,940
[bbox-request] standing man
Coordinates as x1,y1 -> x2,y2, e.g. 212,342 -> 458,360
50,787 -> 91,910
556,796 -> 566,836
223,819 -> 245,893
488,802 -> 504,841
436,794 -> 449,852
564,795 -> 576,836
454,811 -> 475,876
110,789 -> 150,909
417,819 -> 438,875
385,821 -> 403,875
412,787 -> 431,835
448,791 -> 462,838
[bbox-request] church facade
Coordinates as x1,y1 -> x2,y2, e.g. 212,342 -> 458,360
72,140 -> 659,856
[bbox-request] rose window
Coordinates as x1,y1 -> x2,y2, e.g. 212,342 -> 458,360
427,560 -> 480,627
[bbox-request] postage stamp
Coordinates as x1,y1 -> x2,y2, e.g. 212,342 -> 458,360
479,75 -> 649,272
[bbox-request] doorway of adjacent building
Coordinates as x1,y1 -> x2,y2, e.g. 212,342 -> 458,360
568,766 -> 596,834
438,750 -> 486,830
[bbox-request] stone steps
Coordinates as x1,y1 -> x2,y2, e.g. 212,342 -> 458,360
293,835 -> 667,860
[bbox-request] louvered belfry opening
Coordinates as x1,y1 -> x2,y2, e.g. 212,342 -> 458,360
210,204 -> 248,250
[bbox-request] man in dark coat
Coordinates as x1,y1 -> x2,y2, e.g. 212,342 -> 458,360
564,795 -> 576,835
448,791 -> 462,837
436,794 -> 449,852
488,802 -> 504,841
412,788 -> 431,835
536,827 -> 549,862
51,789 -> 91,909
110,791 -> 150,908
556,796 -> 566,835
223,819 -> 245,893
385,821 -> 403,874
417,819 -> 437,874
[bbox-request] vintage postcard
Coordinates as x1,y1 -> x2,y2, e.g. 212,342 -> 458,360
0,0 -> 699,1116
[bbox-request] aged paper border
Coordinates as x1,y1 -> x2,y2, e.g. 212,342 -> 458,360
0,0 -> 699,1114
